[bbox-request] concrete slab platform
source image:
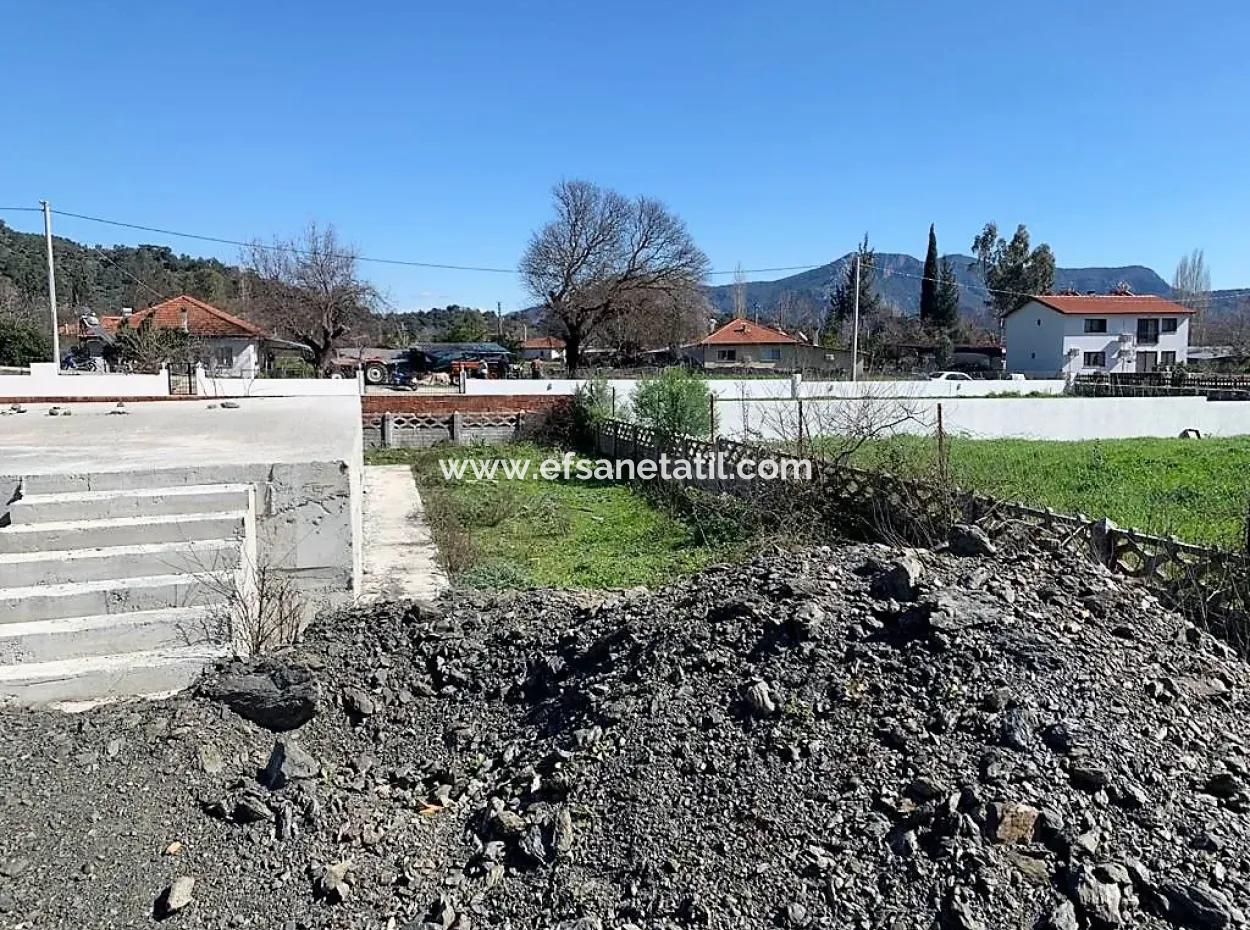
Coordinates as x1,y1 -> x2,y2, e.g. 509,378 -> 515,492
0,397 -> 361,474
360,465 -> 448,602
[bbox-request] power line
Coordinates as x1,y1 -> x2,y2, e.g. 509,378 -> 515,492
4,203 -> 1248,306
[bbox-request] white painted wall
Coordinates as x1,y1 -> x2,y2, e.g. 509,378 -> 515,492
1005,302 -> 1191,378
196,368 -> 363,397
0,363 -> 170,398
718,395 -> 1250,442
463,377 -> 1067,401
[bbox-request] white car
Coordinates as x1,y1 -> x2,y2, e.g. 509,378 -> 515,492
928,371 -> 974,381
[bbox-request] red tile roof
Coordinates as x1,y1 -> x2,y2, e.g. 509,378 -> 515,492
522,336 -> 565,349
1018,294 -> 1195,317
99,295 -> 266,337
700,319 -> 801,346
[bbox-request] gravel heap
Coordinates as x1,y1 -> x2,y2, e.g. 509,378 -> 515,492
2,535 -> 1250,929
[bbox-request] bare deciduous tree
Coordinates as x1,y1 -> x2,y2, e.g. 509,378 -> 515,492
519,180 -> 709,373
244,223 -> 377,374
733,263 -> 748,319
1173,248 -> 1211,341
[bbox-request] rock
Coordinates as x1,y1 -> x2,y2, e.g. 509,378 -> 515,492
999,707 -> 1036,750
1042,900 -> 1080,930
260,738 -> 320,790
342,686 -> 377,719
870,555 -> 923,602
157,876 -> 196,916
198,744 -> 224,775
743,679 -> 776,717
1073,869 -> 1122,929
1202,772 -> 1244,799
200,657 -> 320,731
312,860 -> 352,904
988,802 -> 1039,844
946,524 -> 996,557
491,809 -> 526,838
552,807 -> 575,856
1160,882 -> 1245,929
1041,722 -> 1078,754
233,795 -> 275,824
1069,765 -> 1110,792
220,400 -> 241,409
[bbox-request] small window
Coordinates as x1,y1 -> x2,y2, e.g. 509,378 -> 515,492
1083,351 -> 1106,368
1161,351 -> 1177,366
716,349 -> 737,362
1036,318 -> 1042,326
760,347 -> 782,362
1084,318 -> 1107,333
1162,318 -> 1178,333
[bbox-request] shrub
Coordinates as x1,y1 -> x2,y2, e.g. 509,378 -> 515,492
631,367 -> 713,437
0,316 -> 52,367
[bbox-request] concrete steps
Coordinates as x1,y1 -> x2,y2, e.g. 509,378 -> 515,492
0,511 -> 248,554
0,645 -> 232,706
0,572 -> 232,624
0,478 -> 256,708
0,539 -> 241,587
7,484 -> 252,524
0,606 -> 219,664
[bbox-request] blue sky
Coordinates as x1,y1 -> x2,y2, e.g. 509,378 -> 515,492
2,0 -> 1247,310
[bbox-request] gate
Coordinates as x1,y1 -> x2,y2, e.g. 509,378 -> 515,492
168,363 -> 197,396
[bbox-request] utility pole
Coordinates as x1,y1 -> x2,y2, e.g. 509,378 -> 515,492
41,200 -> 60,367
497,301 -> 503,338
850,253 -> 860,382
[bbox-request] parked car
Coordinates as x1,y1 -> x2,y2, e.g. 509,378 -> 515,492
928,371 -> 974,381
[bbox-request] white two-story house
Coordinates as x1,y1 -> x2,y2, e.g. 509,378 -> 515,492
1003,294 -> 1193,378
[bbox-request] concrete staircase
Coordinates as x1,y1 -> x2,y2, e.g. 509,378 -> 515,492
0,475 -> 256,707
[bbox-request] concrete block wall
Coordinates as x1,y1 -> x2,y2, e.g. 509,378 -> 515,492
362,395 -> 570,449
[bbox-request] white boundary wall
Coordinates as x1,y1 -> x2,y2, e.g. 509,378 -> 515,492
463,376 -> 1067,401
0,363 -> 170,398
196,367 -> 363,397
720,395 -> 1250,442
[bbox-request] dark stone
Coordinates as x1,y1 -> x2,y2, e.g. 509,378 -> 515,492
200,658 -> 321,732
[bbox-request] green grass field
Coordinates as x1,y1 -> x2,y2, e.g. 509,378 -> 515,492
367,443 -> 741,589
843,435 -> 1250,548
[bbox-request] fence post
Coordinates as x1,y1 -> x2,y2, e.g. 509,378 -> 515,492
1090,517 -> 1119,569
709,394 -> 717,441
381,412 -> 394,448
451,411 -> 466,444
797,398 -> 805,455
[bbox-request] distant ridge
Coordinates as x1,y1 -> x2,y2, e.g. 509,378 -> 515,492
704,252 -> 1173,322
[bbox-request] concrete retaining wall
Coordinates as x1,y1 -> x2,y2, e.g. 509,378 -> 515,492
361,395 -> 570,449
197,370 -> 363,397
0,363 -> 170,399
719,395 -> 1250,441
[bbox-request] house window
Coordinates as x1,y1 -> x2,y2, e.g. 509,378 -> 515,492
716,349 -> 737,362
760,347 -> 782,362
215,346 -> 234,369
1136,318 -> 1160,345
1162,318 -> 1178,334
1161,351 -> 1177,366
1084,318 -> 1107,333
1083,351 -> 1107,368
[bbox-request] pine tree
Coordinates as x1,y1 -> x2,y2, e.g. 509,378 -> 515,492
826,235 -> 881,336
920,224 -> 940,323
934,257 -> 960,329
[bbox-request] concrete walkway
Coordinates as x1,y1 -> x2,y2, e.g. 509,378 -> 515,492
361,466 -> 449,603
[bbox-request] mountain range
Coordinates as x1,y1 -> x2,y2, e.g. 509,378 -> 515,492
704,252 -> 1182,323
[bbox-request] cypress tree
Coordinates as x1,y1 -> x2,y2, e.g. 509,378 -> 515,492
934,257 -> 960,329
920,224 -> 940,323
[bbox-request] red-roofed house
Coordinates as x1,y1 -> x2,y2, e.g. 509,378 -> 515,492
1003,294 -> 1194,377
66,295 -> 277,375
683,319 -> 852,373
520,335 -> 566,363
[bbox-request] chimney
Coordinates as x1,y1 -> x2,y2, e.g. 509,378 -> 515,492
121,307 -> 133,319
180,308 -> 189,332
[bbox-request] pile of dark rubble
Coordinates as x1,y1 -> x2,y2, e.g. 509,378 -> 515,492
3,529 -> 1250,929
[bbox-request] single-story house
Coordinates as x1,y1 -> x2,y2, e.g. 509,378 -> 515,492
63,295 -> 274,376
520,335 -> 566,362
682,319 -> 853,374
1003,294 -> 1194,378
